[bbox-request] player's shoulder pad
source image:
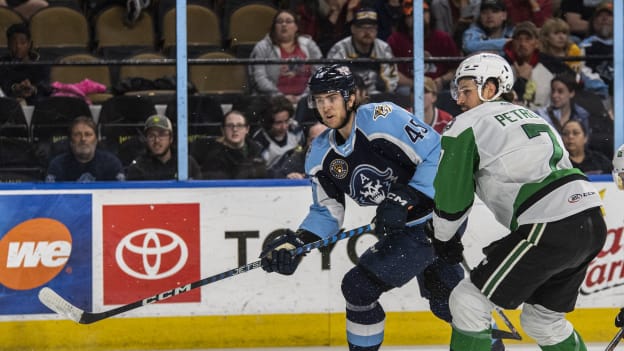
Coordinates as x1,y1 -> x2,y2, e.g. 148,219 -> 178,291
357,101 -> 437,139
356,101 -> 410,128
305,128 -> 332,174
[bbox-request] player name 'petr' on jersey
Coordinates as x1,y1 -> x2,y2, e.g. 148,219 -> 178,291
300,102 -> 441,238
433,101 -> 603,241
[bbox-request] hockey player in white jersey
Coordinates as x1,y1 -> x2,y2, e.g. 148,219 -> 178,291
259,64 -> 471,351
430,53 -> 607,351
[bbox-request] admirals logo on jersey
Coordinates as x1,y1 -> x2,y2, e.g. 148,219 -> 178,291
330,158 -> 349,179
372,104 -> 392,121
349,165 -> 396,205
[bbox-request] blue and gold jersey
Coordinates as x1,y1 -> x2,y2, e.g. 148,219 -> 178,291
299,102 -> 441,238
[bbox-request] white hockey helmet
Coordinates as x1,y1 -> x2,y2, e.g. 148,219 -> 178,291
613,144 -> 624,190
452,53 -> 514,102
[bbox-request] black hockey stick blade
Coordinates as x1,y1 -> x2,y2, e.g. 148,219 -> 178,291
491,328 -> 521,340
460,259 -> 523,340
606,327 -> 624,351
39,223 -> 373,324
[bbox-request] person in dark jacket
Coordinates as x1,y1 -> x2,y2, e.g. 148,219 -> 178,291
0,23 -> 49,105
191,110 -> 267,180
126,115 -> 202,180
46,116 -> 125,182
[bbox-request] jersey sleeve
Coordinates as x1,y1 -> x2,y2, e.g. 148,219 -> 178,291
298,134 -> 345,238
433,127 -> 478,241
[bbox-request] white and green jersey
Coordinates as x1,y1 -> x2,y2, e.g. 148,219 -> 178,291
432,101 -> 602,241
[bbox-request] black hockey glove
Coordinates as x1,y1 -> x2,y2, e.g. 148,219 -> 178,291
425,220 -> 464,265
260,229 -> 317,275
431,234 -> 464,265
616,308 -> 624,328
375,183 -> 426,237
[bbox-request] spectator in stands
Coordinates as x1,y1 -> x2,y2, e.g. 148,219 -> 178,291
249,9 -> 323,104
540,17 -> 609,98
0,23 -> 49,105
293,0 -> 361,56
0,0 -> 47,20
327,8 -> 399,95
423,76 -> 453,134
46,116 -> 125,182
503,21 -> 571,108
126,115 -> 202,180
268,122 -> 328,179
191,110 -> 267,180
430,0 -> 480,49
539,18 -> 583,73
462,0 -> 514,56
253,95 -> 304,170
371,0 -> 402,40
534,72 -> 589,135
387,1 -> 460,94
580,1 -> 613,94
560,0 -> 602,42
562,119 -> 612,175
503,0 -> 551,28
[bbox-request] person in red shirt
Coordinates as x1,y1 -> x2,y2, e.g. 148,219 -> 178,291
387,0 -> 460,94
503,0 -> 552,28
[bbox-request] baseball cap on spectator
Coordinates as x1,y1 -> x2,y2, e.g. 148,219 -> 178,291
480,0 -> 506,11
593,1 -> 613,16
145,115 -> 173,132
512,21 -> 539,39
424,76 -> 437,94
353,8 -> 378,26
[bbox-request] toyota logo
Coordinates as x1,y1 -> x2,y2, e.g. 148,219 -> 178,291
115,228 -> 188,280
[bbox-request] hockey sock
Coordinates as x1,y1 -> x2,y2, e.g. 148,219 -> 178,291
450,327 -> 492,351
539,330 -> 587,351
342,266 -> 390,351
345,301 -> 385,351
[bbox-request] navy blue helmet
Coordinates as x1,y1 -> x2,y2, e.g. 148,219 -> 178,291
307,65 -> 356,108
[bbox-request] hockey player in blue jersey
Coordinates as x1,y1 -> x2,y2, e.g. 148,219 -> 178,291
259,64 -> 466,351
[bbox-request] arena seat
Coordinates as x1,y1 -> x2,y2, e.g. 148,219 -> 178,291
94,5 -> 155,59
0,97 -> 30,140
161,4 -> 221,58
227,3 -> 276,58
50,54 -> 113,104
29,6 -> 90,60
190,51 -> 247,97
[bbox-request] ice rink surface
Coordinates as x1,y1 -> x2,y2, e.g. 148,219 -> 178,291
143,344 -> 612,351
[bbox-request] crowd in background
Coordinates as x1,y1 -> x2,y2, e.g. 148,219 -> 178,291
0,0 -> 616,182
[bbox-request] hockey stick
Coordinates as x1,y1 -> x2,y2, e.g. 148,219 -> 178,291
461,259 -> 523,341
39,223 -> 373,324
606,327 -> 624,351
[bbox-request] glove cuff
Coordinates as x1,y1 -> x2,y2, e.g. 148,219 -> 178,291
296,229 -> 320,244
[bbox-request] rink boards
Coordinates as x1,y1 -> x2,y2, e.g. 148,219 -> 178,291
0,179 -> 622,350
